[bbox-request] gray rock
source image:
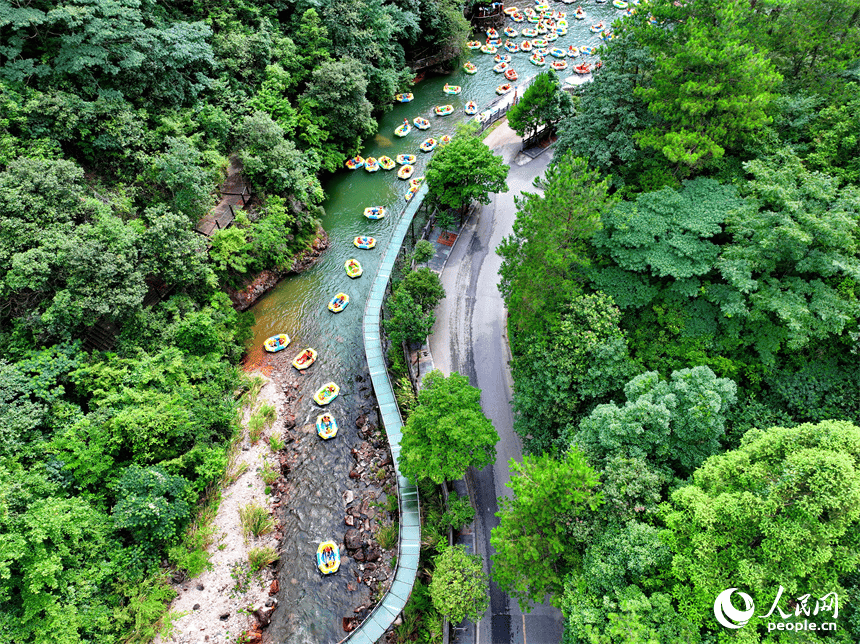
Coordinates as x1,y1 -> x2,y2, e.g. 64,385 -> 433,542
344,529 -> 362,550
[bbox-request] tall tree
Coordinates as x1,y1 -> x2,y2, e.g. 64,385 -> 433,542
665,420 -> 860,639
498,153 -> 614,339
507,71 -> 574,142
491,449 -> 603,610
399,370 -> 498,484
429,545 -> 490,624
574,367 -> 737,476
631,0 -> 782,169
425,126 -> 509,215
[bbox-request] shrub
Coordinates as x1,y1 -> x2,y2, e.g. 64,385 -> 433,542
376,521 -> 399,550
238,502 -> 275,538
248,546 -> 279,572
112,465 -> 192,548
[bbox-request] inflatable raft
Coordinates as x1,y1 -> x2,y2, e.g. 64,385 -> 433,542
353,235 -> 376,249
292,348 -> 317,370
328,293 -> 349,313
345,258 -> 363,278
314,382 -> 340,405
264,333 -> 290,353
364,206 -> 386,220
317,541 -> 340,574
316,413 -> 338,439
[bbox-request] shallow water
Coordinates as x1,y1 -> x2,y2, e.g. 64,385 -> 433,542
251,3 -> 623,642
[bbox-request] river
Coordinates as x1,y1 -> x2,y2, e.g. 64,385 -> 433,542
247,2 -> 623,642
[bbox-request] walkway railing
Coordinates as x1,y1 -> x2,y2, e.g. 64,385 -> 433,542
342,183 -> 429,643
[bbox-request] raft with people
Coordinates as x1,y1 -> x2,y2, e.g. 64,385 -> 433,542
480,44 -> 497,54
551,60 -> 568,71
292,347 -> 317,370
443,83 -> 461,95
364,156 -> 379,172
353,235 -> 376,250
504,26 -> 518,37
378,156 -> 395,170
493,61 -> 509,73
467,40 -> 481,49
505,40 -> 519,53
413,116 -> 431,130
345,258 -> 363,278
397,164 -> 415,179
328,293 -> 349,313
420,138 -> 437,152
394,120 -> 411,137
496,83 -> 513,95
394,93 -> 413,102
264,333 -> 290,353
520,40 -> 533,51
396,154 -> 416,165
317,541 -> 340,574
464,101 -> 478,115
463,61 -> 478,74
439,135 -> 452,146
434,104 -> 454,116
314,381 -> 340,404
344,155 -> 365,170
316,414 -> 338,440
364,206 -> 386,219
505,68 -> 518,81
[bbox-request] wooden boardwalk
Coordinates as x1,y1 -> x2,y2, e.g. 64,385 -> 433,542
195,157 -> 249,237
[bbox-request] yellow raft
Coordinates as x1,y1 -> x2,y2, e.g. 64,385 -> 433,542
317,540 -> 340,574
291,348 -> 317,370
328,293 -> 349,312
316,413 -> 338,439
264,334 -> 290,353
314,382 -> 340,405
345,259 -> 363,278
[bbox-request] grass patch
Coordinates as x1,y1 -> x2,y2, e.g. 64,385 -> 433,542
225,460 -> 249,486
248,402 -> 277,444
241,375 -> 266,410
238,502 -> 275,539
269,434 -> 285,451
376,521 -> 399,550
248,546 -> 280,572
261,461 -> 278,486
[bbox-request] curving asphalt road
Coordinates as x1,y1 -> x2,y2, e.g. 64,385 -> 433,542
428,124 -> 562,644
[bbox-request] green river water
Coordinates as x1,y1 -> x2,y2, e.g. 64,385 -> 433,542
251,2 -> 624,641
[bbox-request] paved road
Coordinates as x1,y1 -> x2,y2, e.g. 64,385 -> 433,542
428,127 -> 562,644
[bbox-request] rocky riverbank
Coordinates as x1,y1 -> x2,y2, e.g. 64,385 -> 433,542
226,225 -> 330,311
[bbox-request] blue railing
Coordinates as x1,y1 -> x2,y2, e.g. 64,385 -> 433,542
342,183 -> 428,643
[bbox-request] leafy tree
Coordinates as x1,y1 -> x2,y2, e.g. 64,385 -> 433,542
237,112 -> 324,203
631,0 -> 782,169
429,545 -> 490,624
509,294 -> 637,455
399,370 -> 498,484
300,57 -> 377,154
750,0 -> 860,88
150,136 -> 223,221
498,153 -> 615,339
383,287 -> 436,346
111,465 -> 192,549
664,420 -> 860,638
398,267 -> 445,313
0,496 -> 120,644
715,150 -> 860,360
491,449 -> 603,610
411,239 -> 435,265
426,128 -> 509,215
507,71 -> 573,141
554,35 -> 662,191
574,367 -> 737,476
138,206 -> 216,289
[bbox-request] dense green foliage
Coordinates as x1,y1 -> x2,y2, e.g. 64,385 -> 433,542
0,0 -> 473,640
495,3 -> 860,641
429,545 -> 490,624
383,266 -> 446,346
506,70 -> 574,141
426,124 -> 510,213
400,370 -> 499,485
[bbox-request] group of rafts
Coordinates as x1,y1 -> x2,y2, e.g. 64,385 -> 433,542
464,2 -> 618,77
263,205 -> 384,575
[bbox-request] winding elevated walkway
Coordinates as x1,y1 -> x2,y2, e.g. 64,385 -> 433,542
344,183 -> 428,643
